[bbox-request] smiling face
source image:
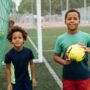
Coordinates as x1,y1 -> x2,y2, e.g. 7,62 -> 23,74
65,12 -> 80,34
12,31 -> 24,50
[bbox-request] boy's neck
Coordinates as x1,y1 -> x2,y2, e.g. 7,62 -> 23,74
14,46 -> 23,52
67,29 -> 78,34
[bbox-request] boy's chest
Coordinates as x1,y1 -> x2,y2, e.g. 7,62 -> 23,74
11,53 -> 29,69
61,36 -> 87,51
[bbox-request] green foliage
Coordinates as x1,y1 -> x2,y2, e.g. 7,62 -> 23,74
18,0 -> 36,14
41,0 -> 49,15
18,0 -> 90,15
69,0 -> 83,8
11,1 -> 16,12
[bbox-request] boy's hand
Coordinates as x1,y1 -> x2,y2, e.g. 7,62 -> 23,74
8,83 -> 12,90
65,52 -> 71,65
78,43 -> 86,49
85,47 -> 90,53
64,59 -> 71,65
78,43 -> 90,53
32,78 -> 37,87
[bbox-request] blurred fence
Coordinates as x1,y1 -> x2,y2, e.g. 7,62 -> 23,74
10,6 -> 90,29
0,0 -> 11,70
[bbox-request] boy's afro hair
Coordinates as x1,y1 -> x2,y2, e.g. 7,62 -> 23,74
7,25 -> 27,42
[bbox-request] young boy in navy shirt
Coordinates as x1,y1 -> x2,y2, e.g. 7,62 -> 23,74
5,26 -> 37,90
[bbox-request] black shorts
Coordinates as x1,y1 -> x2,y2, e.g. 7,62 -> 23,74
12,80 -> 32,90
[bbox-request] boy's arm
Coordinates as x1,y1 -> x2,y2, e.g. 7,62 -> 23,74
6,64 -> 11,84
29,61 -> 37,87
85,47 -> 90,54
53,53 -> 71,65
6,64 -> 12,90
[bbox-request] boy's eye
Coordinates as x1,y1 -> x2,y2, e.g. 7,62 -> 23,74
67,18 -> 72,20
73,17 -> 78,20
67,17 -> 78,21
13,37 -> 16,39
18,37 -> 22,39
13,36 -> 22,40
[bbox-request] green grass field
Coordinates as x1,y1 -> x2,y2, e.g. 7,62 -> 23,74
0,27 -> 90,90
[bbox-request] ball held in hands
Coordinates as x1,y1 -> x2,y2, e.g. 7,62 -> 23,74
66,44 -> 85,62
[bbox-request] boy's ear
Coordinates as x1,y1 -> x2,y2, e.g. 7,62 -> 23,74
23,40 -> 25,44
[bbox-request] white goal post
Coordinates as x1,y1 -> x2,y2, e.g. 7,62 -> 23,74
36,0 -> 43,63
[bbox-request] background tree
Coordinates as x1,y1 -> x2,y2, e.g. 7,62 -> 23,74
11,1 -> 16,13
18,0 -> 90,15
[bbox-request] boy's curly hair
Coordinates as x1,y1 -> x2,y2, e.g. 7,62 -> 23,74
7,26 -> 27,42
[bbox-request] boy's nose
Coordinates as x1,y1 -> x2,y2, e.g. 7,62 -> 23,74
71,19 -> 74,22
16,38 -> 19,41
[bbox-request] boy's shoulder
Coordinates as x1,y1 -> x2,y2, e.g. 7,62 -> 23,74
57,31 -> 90,39
80,31 -> 89,35
5,48 -> 14,57
79,31 -> 90,37
57,33 -> 67,40
24,47 -> 32,52
23,47 -> 34,57
7,48 -> 14,54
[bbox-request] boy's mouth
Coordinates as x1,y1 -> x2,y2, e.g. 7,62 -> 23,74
69,24 -> 75,26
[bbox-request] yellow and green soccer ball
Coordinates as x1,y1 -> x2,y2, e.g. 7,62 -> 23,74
66,44 -> 85,62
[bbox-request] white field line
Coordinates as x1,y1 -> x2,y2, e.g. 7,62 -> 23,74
43,50 -> 54,52
27,36 -> 38,52
28,35 -> 62,89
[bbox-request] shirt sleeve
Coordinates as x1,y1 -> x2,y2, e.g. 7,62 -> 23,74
87,34 -> 90,47
4,53 -> 11,64
54,37 -> 62,54
29,50 -> 34,61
